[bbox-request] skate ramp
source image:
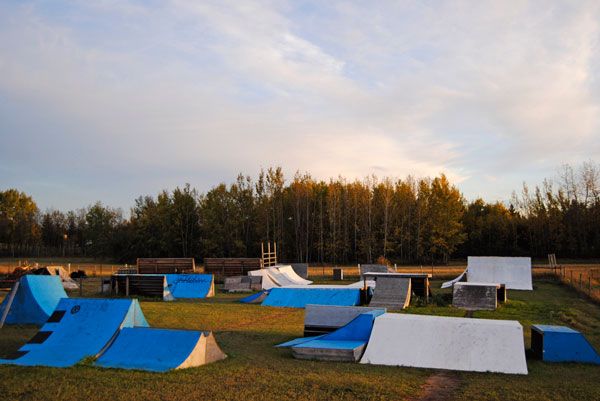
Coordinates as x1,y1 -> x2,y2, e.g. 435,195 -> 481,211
0,298 -> 148,367
303,305 -> 386,336
239,290 -> 270,304
531,325 -> 600,364
275,265 -> 312,285
248,268 -> 279,290
262,286 -> 361,308
278,310 -> 384,362
95,327 -> 227,372
0,275 -> 67,325
164,274 -> 215,299
360,313 -> 528,374
442,257 -> 532,290
368,277 -> 411,309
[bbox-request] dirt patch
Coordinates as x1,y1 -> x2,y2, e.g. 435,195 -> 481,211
412,372 -> 461,401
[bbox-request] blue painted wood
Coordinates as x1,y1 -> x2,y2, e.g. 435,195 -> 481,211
532,324 -> 600,364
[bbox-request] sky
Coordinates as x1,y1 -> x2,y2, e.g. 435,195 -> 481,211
1,0 -> 599,212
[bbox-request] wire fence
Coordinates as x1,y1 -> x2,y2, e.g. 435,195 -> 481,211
554,266 -> 600,303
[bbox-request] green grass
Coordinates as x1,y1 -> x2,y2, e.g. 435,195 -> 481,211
0,279 -> 599,400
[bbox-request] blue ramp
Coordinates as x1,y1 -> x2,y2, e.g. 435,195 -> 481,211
164,274 -> 214,299
0,275 -> 67,325
0,298 -> 148,367
278,310 -> 384,361
531,325 -> 600,364
240,290 -> 269,304
262,287 -> 361,308
96,327 -> 226,372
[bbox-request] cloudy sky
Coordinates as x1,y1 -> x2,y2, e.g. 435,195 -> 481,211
1,0 -> 599,211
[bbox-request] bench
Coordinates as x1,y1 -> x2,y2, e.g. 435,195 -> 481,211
137,258 -> 195,274
204,258 -> 262,280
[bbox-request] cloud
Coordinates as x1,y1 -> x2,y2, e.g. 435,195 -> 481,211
1,0 -> 599,209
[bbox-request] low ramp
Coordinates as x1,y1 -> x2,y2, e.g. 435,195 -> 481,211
0,298 -> 148,367
303,305 -> 386,336
164,274 -> 215,299
262,286 -> 361,308
239,290 -> 270,304
531,325 -> 600,364
359,264 -> 389,275
452,282 -> 501,311
360,314 -> 528,374
95,327 -> 227,372
0,276 -> 67,325
368,277 -> 411,309
279,310 -> 384,362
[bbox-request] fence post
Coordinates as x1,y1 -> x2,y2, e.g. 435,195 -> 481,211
79,277 -> 83,296
589,276 -> 592,295
579,273 -> 583,289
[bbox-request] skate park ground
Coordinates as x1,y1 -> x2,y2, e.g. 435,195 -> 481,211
1,277 -> 599,401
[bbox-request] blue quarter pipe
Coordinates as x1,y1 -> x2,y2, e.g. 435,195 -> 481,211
0,275 -> 67,325
0,298 -> 148,367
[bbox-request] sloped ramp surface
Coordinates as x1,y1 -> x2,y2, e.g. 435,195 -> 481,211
360,313 -> 528,374
164,274 -> 215,299
531,325 -> 600,364
368,277 -> 411,309
275,265 -> 312,285
0,298 -> 148,367
0,275 -> 67,325
278,310 -> 384,362
442,257 -> 532,290
95,327 -> 227,372
239,290 -> 270,304
262,286 -> 361,308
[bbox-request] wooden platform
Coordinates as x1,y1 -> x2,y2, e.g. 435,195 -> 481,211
111,275 -> 165,297
137,258 -> 195,274
361,272 -> 432,301
292,344 -> 366,362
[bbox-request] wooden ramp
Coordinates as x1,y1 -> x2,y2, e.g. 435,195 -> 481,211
452,282 -> 504,311
368,277 -> 411,310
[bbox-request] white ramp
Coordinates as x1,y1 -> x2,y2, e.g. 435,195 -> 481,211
468,257 -> 532,290
276,265 -> 313,285
360,314 -> 528,375
442,257 -> 532,290
248,268 -> 279,289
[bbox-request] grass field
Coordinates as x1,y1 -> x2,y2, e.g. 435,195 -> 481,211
1,278 -> 599,400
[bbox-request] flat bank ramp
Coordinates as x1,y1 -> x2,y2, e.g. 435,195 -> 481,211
368,277 -> 411,310
0,298 -> 148,367
0,275 -> 67,325
96,327 -> 227,372
262,286 -> 361,308
360,314 -> 528,374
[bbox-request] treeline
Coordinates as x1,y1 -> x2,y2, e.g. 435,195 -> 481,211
1,162 -> 599,263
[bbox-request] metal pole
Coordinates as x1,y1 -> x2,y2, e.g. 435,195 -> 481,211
0,281 -> 20,328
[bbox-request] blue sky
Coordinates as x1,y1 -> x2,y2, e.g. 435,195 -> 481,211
1,0 -> 599,212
